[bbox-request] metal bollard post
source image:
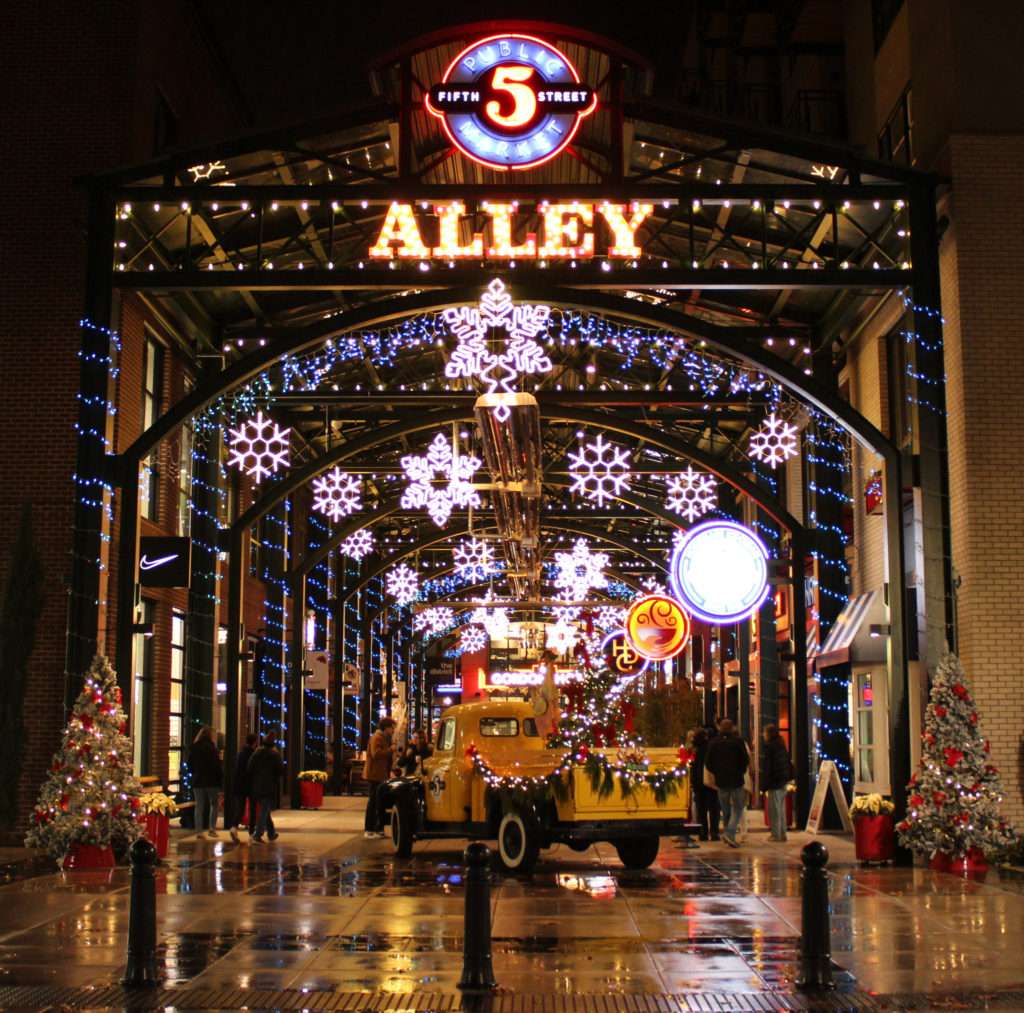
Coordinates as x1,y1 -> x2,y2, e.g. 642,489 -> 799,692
122,838 -> 160,988
458,842 -> 497,991
796,840 -> 835,991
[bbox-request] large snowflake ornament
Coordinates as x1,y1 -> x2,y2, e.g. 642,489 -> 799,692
460,625 -> 488,654
567,435 -> 632,507
228,411 -> 291,483
550,605 -> 581,623
594,605 -> 627,632
546,619 -> 579,655
339,528 -> 374,560
401,431 -> 482,528
749,412 -> 800,468
385,562 -> 419,605
553,537 -> 609,600
414,606 -> 455,636
452,537 -> 496,581
664,466 -> 717,523
471,606 -> 510,641
442,278 -> 552,421
311,467 -> 362,522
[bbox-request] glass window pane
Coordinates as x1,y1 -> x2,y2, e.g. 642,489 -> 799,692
169,716 -> 182,748
170,680 -> 182,713
172,614 -> 185,647
857,747 -> 874,783
168,751 -> 180,784
857,709 -> 873,743
480,718 -> 519,737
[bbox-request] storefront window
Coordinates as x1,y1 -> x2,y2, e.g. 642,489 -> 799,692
855,671 -> 875,783
140,332 -> 163,521
169,611 -> 185,788
131,599 -> 154,775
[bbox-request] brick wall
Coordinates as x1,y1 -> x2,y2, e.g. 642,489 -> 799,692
941,133 -> 1024,827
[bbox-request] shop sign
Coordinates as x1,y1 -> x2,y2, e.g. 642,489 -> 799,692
601,629 -> 650,677
670,520 -> 770,624
425,32 -> 597,170
625,594 -> 691,661
138,536 -> 191,588
368,200 -> 654,261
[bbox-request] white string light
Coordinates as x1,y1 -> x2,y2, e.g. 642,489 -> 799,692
567,434 -> 632,507
339,528 -> 374,560
227,411 -> 290,483
553,537 -> 609,600
311,466 -> 362,522
452,537 -> 496,581
400,431 -> 482,527
385,562 -> 419,605
664,465 -> 717,522
749,412 -> 800,468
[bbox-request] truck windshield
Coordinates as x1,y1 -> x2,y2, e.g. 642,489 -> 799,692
480,717 -> 519,737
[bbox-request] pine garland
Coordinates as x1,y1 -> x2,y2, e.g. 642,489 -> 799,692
25,656 -> 143,862
896,651 -> 1016,860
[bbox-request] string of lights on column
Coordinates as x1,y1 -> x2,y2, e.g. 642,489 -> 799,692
258,504 -> 291,750
304,513 -> 330,763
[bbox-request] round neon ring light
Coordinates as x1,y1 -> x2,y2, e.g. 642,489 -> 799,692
670,519 -> 770,624
625,594 -> 692,661
600,628 -> 650,678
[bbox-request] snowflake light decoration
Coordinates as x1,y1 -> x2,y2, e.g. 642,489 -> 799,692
749,412 -> 800,468
553,538 -> 609,600
401,431 -> 482,528
452,537 -> 496,581
311,467 -> 362,522
460,625 -> 488,654
471,607 -> 510,641
546,619 -> 579,655
594,605 -> 627,632
550,605 -> 581,624
442,278 -> 552,421
567,434 -> 632,507
664,466 -> 717,523
414,606 -> 454,636
672,528 -> 686,554
339,528 -> 374,560
227,411 -> 291,483
385,562 -> 419,605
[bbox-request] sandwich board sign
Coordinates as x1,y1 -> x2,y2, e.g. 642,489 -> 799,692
805,760 -> 854,834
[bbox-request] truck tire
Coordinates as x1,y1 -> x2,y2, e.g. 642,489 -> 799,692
390,798 -> 415,858
614,835 -> 660,870
498,811 -> 540,873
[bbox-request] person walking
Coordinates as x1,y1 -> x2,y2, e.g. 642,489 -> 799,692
396,728 -> 432,777
690,726 -> 720,841
247,734 -> 284,843
761,724 -> 795,842
189,726 -> 222,839
363,717 -> 396,838
705,718 -> 749,848
226,733 -> 258,843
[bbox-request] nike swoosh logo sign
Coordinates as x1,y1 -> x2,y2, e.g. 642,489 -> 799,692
140,553 -> 178,570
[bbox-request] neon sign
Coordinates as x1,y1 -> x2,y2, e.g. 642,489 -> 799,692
670,520 -> 770,624
425,33 -> 597,170
368,201 -> 654,261
625,595 -> 691,661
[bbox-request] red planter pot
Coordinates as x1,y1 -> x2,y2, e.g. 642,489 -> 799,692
62,843 -> 115,869
762,792 -> 795,828
854,813 -> 895,862
930,848 -> 988,879
299,780 -> 324,809
139,812 -> 170,858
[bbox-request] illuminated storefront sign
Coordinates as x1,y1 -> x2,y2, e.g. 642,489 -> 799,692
369,200 -> 654,260
670,519 -> 770,624
625,594 -> 691,661
601,629 -> 650,678
425,32 -> 597,170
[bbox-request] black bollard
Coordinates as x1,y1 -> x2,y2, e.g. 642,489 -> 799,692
796,840 -> 835,991
458,842 -> 497,991
122,838 -> 160,988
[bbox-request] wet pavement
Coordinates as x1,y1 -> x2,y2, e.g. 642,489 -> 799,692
0,797 -> 1022,1007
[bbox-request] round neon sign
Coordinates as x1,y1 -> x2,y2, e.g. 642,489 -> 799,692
670,520 -> 770,624
625,595 -> 692,661
601,628 -> 650,678
425,33 -> 597,171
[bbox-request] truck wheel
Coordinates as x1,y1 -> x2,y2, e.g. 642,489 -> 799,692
498,811 -> 540,873
566,840 -> 590,853
390,798 -> 414,858
614,835 -> 660,870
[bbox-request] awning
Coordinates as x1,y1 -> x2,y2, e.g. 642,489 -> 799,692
810,590 -> 888,669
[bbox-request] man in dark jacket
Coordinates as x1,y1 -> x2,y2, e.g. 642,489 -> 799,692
247,735 -> 284,842
226,733 -> 258,843
189,726 -> 223,839
690,727 -> 720,840
761,724 -> 795,841
705,718 -> 749,847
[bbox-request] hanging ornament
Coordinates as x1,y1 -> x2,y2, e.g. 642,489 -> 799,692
567,434 -> 632,507
593,605 -> 627,632
227,411 -> 291,483
414,606 -> 455,635
664,466 -> 717,523
385,562 -> 419,605
471,606 -> 510,641
400,431 -> 482,528
442,278 -> 553,421
546,619 -> 579,655
339,528 -> 374,560
748,412 -> 800,468
452,537 -> 496,581
311,467 -> 362,522
553,538 -> 609,600
460,625 -> 488,654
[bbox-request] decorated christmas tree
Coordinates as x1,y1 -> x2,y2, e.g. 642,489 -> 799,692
26,656 -> 143,862
896,651 -> 1015,859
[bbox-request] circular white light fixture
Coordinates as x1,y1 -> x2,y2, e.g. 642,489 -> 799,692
670,520 -> 770,624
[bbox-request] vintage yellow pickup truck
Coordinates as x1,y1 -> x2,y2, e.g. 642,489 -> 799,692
381,698 -> 696,872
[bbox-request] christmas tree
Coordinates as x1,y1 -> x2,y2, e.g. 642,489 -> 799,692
896,651 -> 1015,859
26,656 -> 143,862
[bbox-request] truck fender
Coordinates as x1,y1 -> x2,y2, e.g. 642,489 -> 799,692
381,777 -> 426,832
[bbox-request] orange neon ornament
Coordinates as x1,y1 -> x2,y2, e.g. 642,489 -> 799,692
625,594 -> 692,661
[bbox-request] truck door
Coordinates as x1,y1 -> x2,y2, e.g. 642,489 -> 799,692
422,717 -> 457,823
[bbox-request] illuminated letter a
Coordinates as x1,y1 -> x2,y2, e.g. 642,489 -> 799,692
369,203 -> 430,259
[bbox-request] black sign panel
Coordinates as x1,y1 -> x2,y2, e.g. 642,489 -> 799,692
138,536 -> 192,588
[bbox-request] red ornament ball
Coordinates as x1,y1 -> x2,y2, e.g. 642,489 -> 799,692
933,705 -> 947,718
952,684 -> 969,700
